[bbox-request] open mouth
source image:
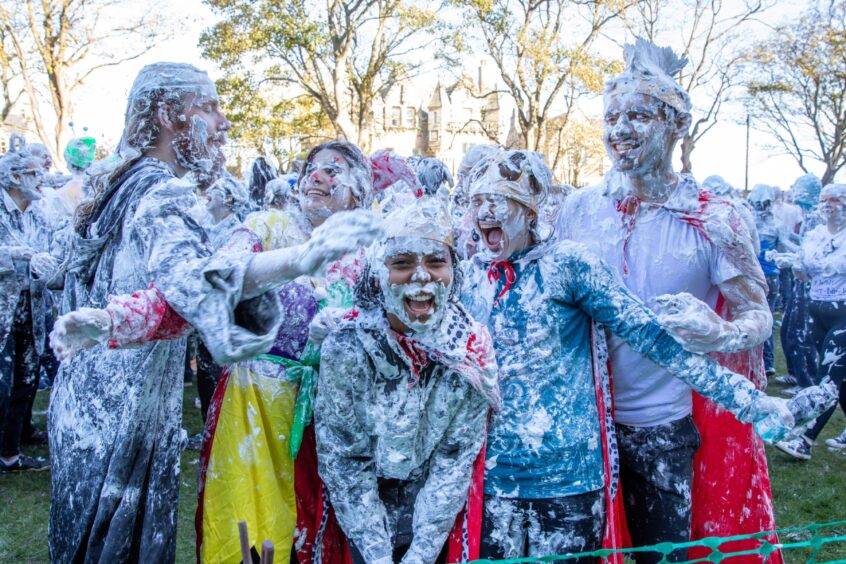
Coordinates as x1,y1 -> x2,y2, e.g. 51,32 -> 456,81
404,292 -> 435,318
478,222 -> 504,250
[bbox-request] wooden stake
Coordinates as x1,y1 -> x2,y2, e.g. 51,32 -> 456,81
260,540 -> 275,564
238,521 -> 252,564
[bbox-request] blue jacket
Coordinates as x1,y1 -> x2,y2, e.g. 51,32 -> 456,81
462,240 -> 767,499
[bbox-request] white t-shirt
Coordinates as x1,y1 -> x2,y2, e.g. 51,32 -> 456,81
774,202 -> 803,235
558,185 -> 741,426
802,225 -> 846,302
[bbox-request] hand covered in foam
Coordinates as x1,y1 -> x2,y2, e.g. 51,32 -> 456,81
50,308 -> 113,361
652,292 -> 747,354
296,209 -> 384,276
308,306 -> 347,346
29,252 -> 58,279
750,379 -> 839,443
766,250 -> 801,270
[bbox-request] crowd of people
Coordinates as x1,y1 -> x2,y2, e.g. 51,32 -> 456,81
0,38 -> 843,564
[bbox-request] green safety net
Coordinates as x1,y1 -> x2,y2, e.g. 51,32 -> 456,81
476,520 -> 846,563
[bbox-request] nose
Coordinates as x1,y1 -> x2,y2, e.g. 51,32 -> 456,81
612,115 -> 633,138
412,265 -> 431,283
218,111 -> 232,132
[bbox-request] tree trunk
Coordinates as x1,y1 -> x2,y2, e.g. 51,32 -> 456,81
822,166 -> 835,186
680,133 -> 694,174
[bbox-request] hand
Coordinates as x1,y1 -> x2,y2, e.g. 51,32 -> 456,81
308,307 -> 347,346
750,396 -> 795,444
50,308 -> 113,361
29,252 -> 58,279
297,210 -> 384,276
651,292 -> 740,354
768,251 -> 800,270
782,378 -> 840,439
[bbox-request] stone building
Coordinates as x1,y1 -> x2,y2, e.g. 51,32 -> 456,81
370,61 -> 516,174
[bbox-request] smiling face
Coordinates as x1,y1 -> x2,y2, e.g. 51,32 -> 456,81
470,193 -> 534,261
603,92 -> 683,178
11,161 -> 45,202
378,238 -> 453,334
298,148 -> 357,227
819,194 -> 846,227
170,78 -> 231,175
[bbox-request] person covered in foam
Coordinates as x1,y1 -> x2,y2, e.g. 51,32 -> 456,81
315,195 -> 500,564
772,183 -> 846,460
466,144 -> 828,559
557,38 -> 791,562
45,63 -> 381,563
0,138 -> 60,474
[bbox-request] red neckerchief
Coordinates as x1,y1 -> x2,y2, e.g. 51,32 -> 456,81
615,194 -> 641,276
394,332 -> 430,387
487,260 -> 517,305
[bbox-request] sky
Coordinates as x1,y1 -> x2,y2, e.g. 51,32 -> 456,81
66,0 -> 827,191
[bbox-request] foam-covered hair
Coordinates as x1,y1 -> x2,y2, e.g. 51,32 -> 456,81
605,37 -> 692,115
117,62 -> 212,163
702,175 -> 733,196
468,149 -> 553,214
370,149 -> 421,196
791,174 -> 822,207
821,183 -> 846,201
749,183 -> 776,203
0,144 -> 42,190
414,157 -> 454,196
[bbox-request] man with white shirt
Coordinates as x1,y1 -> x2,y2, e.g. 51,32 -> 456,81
558,38 -> 778,563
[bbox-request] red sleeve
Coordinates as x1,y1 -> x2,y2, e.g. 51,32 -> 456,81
106,284 -> 191,348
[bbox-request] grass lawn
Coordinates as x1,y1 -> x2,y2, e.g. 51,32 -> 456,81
0,333 -> 844,563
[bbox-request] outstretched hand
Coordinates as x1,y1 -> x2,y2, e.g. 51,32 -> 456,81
297,209 -> 384,276
50,308 -> 113,362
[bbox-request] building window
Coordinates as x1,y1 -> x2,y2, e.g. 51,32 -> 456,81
391,107 -> 401,127
405,107 -> 416,128
431,130 -> 439,141
432,111 -> 439,126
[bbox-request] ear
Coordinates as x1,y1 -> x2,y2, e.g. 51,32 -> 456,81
674,112 -> 692,141
157,104 -> 178,133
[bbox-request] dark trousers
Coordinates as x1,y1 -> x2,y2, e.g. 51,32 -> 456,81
196,340 -> 222,423
616,415 -> 700,564
781,278 -> 818,387
479,491 -> 605,562
348,477 -> 447,564
0,292 -> 41,458
763,274 -> 780,373
805,300 -> 846,441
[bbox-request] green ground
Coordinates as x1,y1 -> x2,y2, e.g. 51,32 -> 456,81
1,335 -> 844,563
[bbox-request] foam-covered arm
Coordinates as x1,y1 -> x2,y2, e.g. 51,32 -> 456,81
652,276 -> 772,354
242,209 -> 383,299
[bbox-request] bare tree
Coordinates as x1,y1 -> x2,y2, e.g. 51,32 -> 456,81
453,0 -> 630,152
201,0 -> 446,150
744,1 -> 846,185
622,0 -> 774,173
0,0 -> 170,163
0,28 -> 22,123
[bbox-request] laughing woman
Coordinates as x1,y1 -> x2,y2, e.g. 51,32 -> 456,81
315,197 -> 500,564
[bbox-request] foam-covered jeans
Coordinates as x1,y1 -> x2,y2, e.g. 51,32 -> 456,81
616,415 -> 700,564
0,292 -> 41,458
479,490 -> 605,562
